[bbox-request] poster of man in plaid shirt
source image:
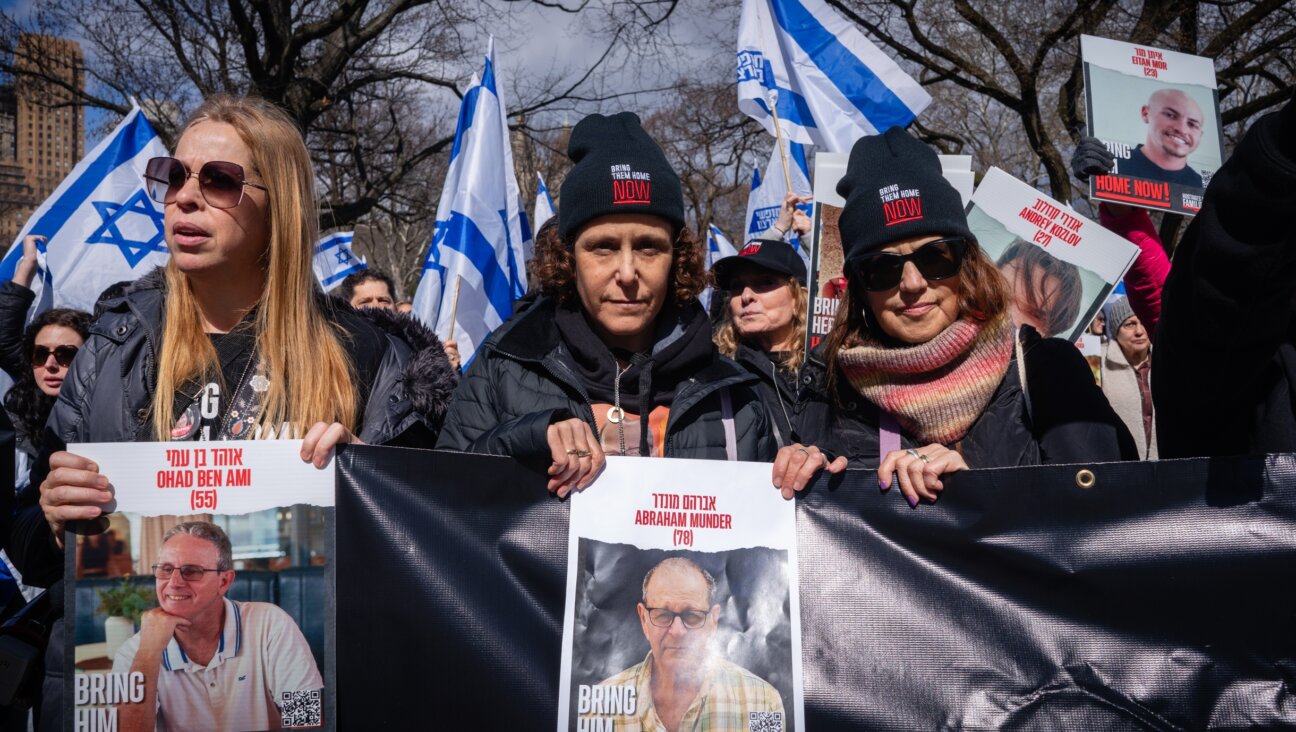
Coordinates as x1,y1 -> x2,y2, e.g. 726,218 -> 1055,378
557,458 -> 803,732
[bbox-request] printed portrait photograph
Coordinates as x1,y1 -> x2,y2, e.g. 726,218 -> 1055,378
71,506 -> 330,732
967,205 -> 1107,343
568,539 -> 796,732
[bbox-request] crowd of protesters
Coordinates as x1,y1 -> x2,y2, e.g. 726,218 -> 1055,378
0,88 -> 1291,728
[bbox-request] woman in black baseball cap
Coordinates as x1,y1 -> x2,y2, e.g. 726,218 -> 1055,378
712,238 -> 809,447
786,127 -> 1134,508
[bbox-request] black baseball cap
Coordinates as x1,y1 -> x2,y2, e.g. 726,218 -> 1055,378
712,239 -> 808,289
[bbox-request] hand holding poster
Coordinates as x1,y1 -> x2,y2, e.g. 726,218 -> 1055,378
967,167 -> 1139,342
558,457 -> 802,732
66,441 -> 334,732
1081,35 -> 1224,215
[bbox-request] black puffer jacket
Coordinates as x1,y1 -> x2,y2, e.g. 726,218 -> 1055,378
437,296 -> 778,464
1154,98 -> 1296,458
732,343 -> 800,447
795,326 -> 1136,467
6,268 -> 456,731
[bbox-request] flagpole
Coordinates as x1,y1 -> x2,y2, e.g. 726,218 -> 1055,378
766,89 -> 794,192
448,276 -> 462,341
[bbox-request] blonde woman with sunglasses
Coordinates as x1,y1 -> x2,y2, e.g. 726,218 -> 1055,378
786,128 -> 1135,508
5,95 -> 447,729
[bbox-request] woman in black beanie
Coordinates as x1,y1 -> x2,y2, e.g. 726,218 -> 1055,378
437,113 -> 793,495
790,127 -> 1134,507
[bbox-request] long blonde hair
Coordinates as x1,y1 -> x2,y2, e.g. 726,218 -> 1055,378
713,276 -> 808,374
152,95 -> 358,440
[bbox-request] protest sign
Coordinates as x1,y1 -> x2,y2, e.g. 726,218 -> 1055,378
557,458 -> 801,732
968,167 -> 1139,342
805,152 -> 975,352
1082,35 -> 1224,215
335,447 -> 1296,729
66,441 -> 334,732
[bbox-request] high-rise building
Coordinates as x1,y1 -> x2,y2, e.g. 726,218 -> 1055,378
0,34 -> 85,243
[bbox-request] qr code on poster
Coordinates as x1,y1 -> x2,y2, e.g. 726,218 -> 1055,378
281,689 -> 322,728
748,711 -> 783,732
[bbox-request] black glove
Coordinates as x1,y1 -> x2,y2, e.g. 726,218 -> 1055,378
1070,135 -> 1116,182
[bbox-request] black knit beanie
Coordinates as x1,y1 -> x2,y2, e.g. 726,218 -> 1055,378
836,127 -> 973,262
558,112 -> 685,240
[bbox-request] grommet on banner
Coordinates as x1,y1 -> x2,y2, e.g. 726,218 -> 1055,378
1075,469 -> 1096,489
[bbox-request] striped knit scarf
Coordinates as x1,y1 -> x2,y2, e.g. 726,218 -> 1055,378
838,313 -> 1014,445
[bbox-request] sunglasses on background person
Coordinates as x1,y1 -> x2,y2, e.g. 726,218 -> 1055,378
144,157 -> 269,210
31,345 -> 78,368
848,237 -> 969,292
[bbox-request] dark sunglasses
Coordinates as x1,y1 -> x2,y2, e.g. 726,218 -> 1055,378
32,344 -> 78,367
848,238 -> 969,292
144,157 -> 269,210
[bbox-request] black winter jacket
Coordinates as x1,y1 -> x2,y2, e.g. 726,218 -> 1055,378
795,326 -> 1136,467
1154,98 -> 1296,458
436,297 -> 779,464
8,268 -> 454,586
732,343 -> 800,447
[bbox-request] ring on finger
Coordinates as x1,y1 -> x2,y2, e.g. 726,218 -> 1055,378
796,447 -> 811,456
574,450 -> 592,459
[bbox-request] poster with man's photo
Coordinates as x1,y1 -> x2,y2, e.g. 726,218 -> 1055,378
806,152 -> 975,353
1082,34 -> 1224,215
65,441 -> 335,732
968,167 -> 1139,343
557,457 -> 802,732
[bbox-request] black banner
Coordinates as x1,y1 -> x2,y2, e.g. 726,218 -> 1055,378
337,447 -> 1296,729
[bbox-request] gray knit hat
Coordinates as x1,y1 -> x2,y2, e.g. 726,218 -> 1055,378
1102,297 -> 1135,330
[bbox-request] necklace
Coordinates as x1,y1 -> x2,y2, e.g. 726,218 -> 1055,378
608,360 -> 631,455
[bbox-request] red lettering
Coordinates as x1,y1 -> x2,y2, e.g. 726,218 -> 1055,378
883,197 -> 923,226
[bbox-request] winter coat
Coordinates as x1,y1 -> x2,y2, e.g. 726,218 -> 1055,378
437,296 -> 779,465
1154,98 -> 1296,458
1098,204 -> 1170,338
8,268 -> 456,582
2,268 -> 456,732
1101,341 -> 1157,460
795,326 -> 1137,467
732,343 -> 800,447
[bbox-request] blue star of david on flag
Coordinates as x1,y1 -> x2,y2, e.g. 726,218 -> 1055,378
335,248 -> 353,265
86,189 -> 168,267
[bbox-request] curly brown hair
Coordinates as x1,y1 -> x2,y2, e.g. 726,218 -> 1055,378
531,216 -> 708,307
823,238 -> 1010,404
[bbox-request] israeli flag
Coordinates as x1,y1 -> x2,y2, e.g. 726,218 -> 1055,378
700,223 -> 739,311
706,223 -> 738,270
412,39 -> 528,365
534,172 -> 556,231
0,105 -> 170,315
737,0 -> 932,152
314,231 -> 366,292
745,141 -> 813,269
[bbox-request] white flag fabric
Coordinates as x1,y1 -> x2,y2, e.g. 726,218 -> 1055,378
412,39 -> 529,366
313,231 -> 366,292
745,141 -> 813,270
534,172 -> 557,231
0,105 -> 170,315
736,0 -> 931,152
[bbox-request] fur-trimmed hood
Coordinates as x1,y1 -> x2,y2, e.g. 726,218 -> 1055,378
352,306 -> 459,436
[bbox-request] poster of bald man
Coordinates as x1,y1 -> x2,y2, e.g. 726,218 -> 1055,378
557,457 -> 802,732
1081,35 -> 1224,216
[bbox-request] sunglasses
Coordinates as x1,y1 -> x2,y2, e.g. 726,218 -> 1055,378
144,157 -> 269,210
848,238 -> 968,292
32,344 -> 78,367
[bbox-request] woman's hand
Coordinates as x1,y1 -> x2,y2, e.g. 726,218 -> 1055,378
301,422 -> 365,468
443,339 -> 461,371
40,451 -> 114,547
878,444 -> 968,507
773,192 -> 813,238
546,417 -> 605,498
14,235 -> 43,289
772,443 -> 847,500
